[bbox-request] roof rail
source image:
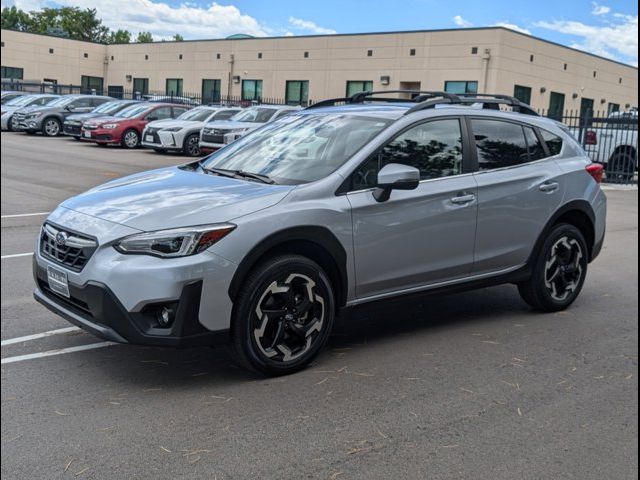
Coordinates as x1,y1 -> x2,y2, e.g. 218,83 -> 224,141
404,93 -> 539,116
305,90 -> 460,110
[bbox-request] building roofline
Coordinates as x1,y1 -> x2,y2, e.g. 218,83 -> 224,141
1,26 -> 637,70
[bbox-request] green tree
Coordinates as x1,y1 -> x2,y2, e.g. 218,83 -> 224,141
22,7 -> 109,42
136,31 -> 154,43
0,6 -> 33,31
172,33 -> 184,41
109,29 -> 131,44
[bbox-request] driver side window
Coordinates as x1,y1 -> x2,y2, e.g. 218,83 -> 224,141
351,118 -> 464,190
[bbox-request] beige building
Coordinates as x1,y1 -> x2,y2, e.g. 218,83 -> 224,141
1,27 -> 637,115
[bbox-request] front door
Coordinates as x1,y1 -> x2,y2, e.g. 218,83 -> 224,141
346,118 -> 478,299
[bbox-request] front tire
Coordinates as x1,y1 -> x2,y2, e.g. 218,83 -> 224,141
42,117 -> 61,137
518,223 -> 588,312
121,129 -> 140,149
231,255 -> 335,376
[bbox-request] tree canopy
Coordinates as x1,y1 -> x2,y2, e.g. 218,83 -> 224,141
1,6 -> 183,44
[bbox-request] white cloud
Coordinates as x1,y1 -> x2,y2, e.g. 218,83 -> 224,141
494,22 -> 532,35
535,13 -> 638,65
452,15 -> 473,28
2,0 -> 270,39
287,17 -> 336,35
591,3 -> 611,15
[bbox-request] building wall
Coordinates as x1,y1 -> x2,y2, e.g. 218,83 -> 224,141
2,27 -> 637,112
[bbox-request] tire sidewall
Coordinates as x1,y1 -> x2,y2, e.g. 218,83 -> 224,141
121,129 -> 140,148
183,133 -> 200,157
533,223 -> 588,309
42,117 -> 61,137
232,256 -> 335,375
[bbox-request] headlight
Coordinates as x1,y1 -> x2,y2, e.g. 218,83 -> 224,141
114,224 -> 236,258
228,128 -> 248,133
161,127 -> 183,132
102,123 -> 119,129
27,112 -> 43,119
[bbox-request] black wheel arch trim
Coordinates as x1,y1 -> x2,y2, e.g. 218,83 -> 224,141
228,226 -> 348,309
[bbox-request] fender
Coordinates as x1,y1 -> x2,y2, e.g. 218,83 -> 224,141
227,226 -> 349,308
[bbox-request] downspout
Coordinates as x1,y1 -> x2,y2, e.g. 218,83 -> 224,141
227,53 -> 235,100
481,48 -> 491,94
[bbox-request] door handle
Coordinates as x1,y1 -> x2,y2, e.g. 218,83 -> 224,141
450,194 -> 476,205
539,182 -> 559,193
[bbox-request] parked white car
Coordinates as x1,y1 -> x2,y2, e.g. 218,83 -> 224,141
141,106 -> 241,156
199,105 -> 302,150
1,94 -> 60,130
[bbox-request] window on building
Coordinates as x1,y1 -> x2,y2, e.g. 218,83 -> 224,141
258,52 -> 263,59
472,119 -> 530,170
49,48 -> 54,54
608,103 -> 620,115
108,85 -> 124,99
529,54 -> 534,62
548,92 -> 565,120
619,77 -> 622,84
352,119 -> 464,190
367,50 -> 373,57
410,48 -> 416,56
593,71 -> 597,78
304,51 -> 309,58
1,66 -> 24,80
241,79 -> 263,101
216,53 -> 221,59
202,79 -> 221,104
178,54 -> 183,60
1,42 -> 4,47
165,78 -> 184,96
513,85 -> 532,104
133,78 -> 149,96
564,63 -> 568,70
144,54 -> 149,60
471,47 -> 478,54
80,75 -> 104,94
83,53 -> 88,58
580,98 -> 594,118
285,80 -> 309,106
444,81 -> 478,94
346,80 -> 373,96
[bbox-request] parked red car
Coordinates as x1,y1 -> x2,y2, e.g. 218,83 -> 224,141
80,103 -> 191,148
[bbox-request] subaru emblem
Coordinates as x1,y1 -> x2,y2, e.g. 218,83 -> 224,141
55,231 -> 68,247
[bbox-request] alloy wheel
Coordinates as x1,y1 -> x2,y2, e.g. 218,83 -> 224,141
44,119 -> 60,136
253,273 -> 325,362
123,131 -> 139,148
185,135 -> 201,156
544,236 -> 584,301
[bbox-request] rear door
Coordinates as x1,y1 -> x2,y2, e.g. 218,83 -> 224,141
469,117 -> 565,275
347,117 -> 479,299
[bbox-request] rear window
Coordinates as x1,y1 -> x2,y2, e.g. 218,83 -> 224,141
523,127 -> 546,161
472,119 -> 529,170
540,129 -> 563,156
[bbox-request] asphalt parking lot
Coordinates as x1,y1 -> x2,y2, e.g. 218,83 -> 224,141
1,131 -> 638,480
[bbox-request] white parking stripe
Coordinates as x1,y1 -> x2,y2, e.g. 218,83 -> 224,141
1,327 -> 81,347
1,342 -> 115,364
1,212 -> 49,219
1,252 -> 33,259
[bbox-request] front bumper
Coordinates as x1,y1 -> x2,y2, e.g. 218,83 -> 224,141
81,128 -> 119,143
16,117 -> 43,131
141,130 -> 182,151
63,123 -> 82,136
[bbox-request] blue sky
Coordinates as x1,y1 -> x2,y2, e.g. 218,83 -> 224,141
2,0 -> 638,65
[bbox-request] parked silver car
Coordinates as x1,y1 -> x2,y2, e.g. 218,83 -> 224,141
199,105 -> 301,150
141,106 -> 240,156
1,94 -> 60,130
33,91 -> 606,376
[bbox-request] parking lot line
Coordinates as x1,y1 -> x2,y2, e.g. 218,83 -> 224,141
1,326 -> 81,347
1,252 -> 33,260
1,212 -> 49,219
1,342 -> 115,365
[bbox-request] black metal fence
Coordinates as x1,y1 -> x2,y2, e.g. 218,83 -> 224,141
3,81 -> 637,184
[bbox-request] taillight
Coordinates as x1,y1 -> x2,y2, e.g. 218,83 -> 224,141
585,130 -> 597,145
586,163 -> 604,184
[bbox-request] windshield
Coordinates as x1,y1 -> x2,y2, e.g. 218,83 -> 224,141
46,96 -> 75,107
93,101 -> 129,114
6,95 -> 34,106
230,107 -> 280,123
177,108 -> 213,121
201,113 -> 390,184
115,104 -> 152,118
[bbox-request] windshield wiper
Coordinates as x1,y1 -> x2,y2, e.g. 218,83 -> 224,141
202,167 -> 275,184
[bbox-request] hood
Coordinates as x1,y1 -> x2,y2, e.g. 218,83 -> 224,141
15,104 -> 50,115
203,120 -> 262,130
66,112 -> 102,122
61,166 -> 294,231
147,119 -> 202,129
84,115 -> 123,126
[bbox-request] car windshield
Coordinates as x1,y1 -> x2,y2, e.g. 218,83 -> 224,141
40,96 -> 59,105
115,104 -> 152,118
93,101 -> 128,114
5,95 -> 34,106
201,113 -> 391,184
46,96 -> 76,107
230,108 -> 280,123
177,108 -> 212,121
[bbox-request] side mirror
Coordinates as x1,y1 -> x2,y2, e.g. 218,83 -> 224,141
65,105 -> 75,112
373,163 -> 420,202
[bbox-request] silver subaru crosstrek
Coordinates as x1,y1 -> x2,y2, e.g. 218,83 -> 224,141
33,91 -> 607,376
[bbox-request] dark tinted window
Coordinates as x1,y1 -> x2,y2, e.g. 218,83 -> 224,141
540,129 -> 563,156
72,97 -> 93,108
352,119 -> 463,190
148,107 -> 172,120
214,110 -> 238,120
524,127 -> 546,160
472,119 -> 529,170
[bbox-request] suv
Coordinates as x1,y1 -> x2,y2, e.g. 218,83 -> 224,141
81,103 -> 191,148
199,105 -> 301,150
1,94 -> 60,131
14,94 -> 113,136
33,91 -> 606,376
141,106 -> 240,156
62,99 -> 141,139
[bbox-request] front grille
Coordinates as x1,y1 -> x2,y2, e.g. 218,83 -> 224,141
144,127 -> 161,144
40,223 -> 97,272
64,124 -> 82,135
201,133 -> 224,143
83,124 -> 98,130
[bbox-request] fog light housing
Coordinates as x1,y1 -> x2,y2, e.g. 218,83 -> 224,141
157,305 -> 176,327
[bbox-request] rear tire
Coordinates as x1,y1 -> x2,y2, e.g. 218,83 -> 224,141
231,255 -> 335,376
518,223 -> 588,312
121,129 -> 140,149
606,150 -> 636,183
183,133 -> 201,157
